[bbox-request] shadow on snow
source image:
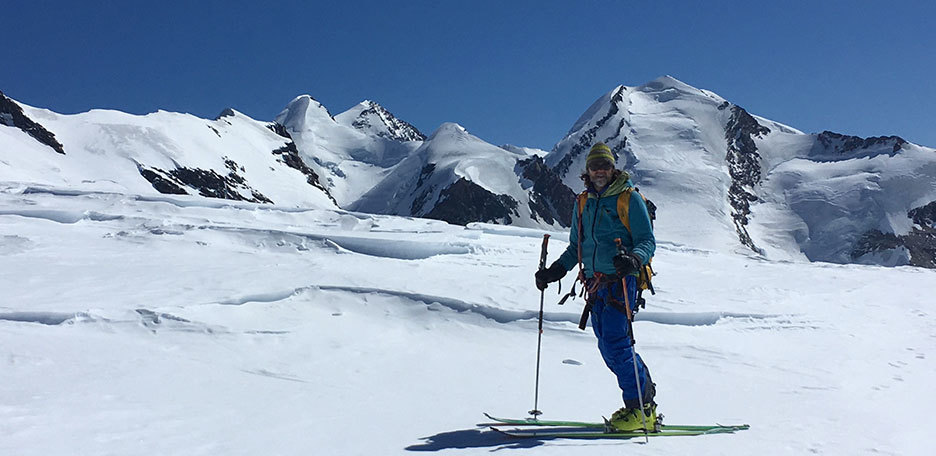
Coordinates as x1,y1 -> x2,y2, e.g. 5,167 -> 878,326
406,429 -> 545,451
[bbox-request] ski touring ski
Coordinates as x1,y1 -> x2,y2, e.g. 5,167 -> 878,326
482,413 -> 749,440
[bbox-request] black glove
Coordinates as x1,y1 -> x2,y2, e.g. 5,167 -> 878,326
613,252 -> 642,277
535,262 -> 567,291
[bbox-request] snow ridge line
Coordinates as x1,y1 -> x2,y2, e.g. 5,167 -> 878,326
0,208 -> 125,224
0,309 -> 228,334
210,226 -> 472,260
216,285 -> 784,328
317,285 -> 582,325
17,185 -> 322,213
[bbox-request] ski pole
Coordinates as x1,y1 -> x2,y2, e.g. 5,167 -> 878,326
529,233 -> 550,418
616,238 -> 649,442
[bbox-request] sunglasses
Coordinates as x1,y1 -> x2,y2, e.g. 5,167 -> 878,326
587,159 -> 614,171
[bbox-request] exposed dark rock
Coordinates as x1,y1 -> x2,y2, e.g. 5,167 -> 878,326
410,164 -> 438,215
424,178 -> 519,226
717,101 -> 730,111
724,105 -> 770,254
902,229 -> 936,268
215,108 -> 236,119
139,163 -> 272,204
815,131 -> 906,158
851,201 -> 936,268
411,185 -> 436,216
208,125 -> 221,137
349,101 -> 426,142
555,86 -> 626,177
0,90 -> 66,154
516,156 -> 576,226
267,123 -> 292,140
224,157 -> 245,173
171,167 -> 272,203
909,201 -> 936,229
851,228 -> 936,268
415,163 -> 436,189
272,142 -> 337,205
139,167 -> 188,195
852,230 -> 901,256
310,156 -> 346,178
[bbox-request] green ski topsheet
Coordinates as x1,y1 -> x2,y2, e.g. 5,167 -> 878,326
492,426 -> 744,439
482,413 -> 750,437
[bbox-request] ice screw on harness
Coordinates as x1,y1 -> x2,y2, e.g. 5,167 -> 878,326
529,234 -> 550,419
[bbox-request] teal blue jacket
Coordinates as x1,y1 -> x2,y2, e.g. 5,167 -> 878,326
555,173 -> 655,278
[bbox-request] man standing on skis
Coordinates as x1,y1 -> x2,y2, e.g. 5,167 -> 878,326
534,142 -> 658,432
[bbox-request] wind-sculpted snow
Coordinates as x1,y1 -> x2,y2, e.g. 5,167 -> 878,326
316,285 -> 579,325
465,222 -> 565,239
216,284 -> 789,329
0,309 -> 227,335
0,311 -> 80,325
0,208 -> 125,224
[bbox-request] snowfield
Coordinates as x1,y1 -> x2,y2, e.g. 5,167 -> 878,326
1,184 -> 932,455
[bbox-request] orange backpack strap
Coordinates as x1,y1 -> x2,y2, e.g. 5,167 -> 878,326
617,187 -> 634,233
576,191 -> 588,217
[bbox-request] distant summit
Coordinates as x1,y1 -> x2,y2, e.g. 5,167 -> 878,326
336,100 -> 425,142
274,95 -> 336,132
546,76 -> 936,268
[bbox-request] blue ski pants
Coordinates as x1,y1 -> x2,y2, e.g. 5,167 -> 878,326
588,275 -> 654,407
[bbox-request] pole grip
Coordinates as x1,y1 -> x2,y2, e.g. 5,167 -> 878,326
614,238 -> 634,324
538,234 -> 550,271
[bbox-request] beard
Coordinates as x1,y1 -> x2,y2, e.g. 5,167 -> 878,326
591,175 -> 609,189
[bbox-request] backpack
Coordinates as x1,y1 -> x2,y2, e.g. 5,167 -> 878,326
575,187 -> 657,294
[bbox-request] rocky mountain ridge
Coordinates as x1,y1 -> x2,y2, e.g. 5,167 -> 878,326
2,78 -> 934,268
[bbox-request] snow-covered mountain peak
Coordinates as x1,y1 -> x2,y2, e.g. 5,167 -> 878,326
632,76 -> 729,112
433,122 -> 468,134
639,75 -> 701,93
274,95 -> 335,132
427,122 -> 470,141
565,85 -> 627,136
215,107 -> 249,120
335,100 -> 425,142
350,119 -> 569,228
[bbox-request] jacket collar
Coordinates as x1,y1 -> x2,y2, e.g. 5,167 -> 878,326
587,171 -> 631,198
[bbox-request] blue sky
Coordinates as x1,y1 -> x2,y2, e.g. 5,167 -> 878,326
2,0 -> 933,150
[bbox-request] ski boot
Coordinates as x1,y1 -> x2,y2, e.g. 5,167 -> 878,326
605,402 -> 659,432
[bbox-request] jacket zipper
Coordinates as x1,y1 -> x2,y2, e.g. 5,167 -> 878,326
590,196 -> 600,274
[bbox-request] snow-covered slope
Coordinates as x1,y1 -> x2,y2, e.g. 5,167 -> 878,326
754,130 -> 936,267
274,96 -> 421,206
0,91 -> 335,208
351,123 -> 570,228
1,185 -> 932,455
546,76 -> 936,267
549,77 -> 748,255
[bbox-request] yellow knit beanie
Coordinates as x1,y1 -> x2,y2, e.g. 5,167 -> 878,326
586,142 -> 614,167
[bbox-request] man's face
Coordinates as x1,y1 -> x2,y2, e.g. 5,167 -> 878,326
587,159 -> 613,189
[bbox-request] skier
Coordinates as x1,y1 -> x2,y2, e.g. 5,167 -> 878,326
534,142 -> 658,432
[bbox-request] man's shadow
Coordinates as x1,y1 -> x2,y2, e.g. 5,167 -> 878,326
406,428 -> 546,451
